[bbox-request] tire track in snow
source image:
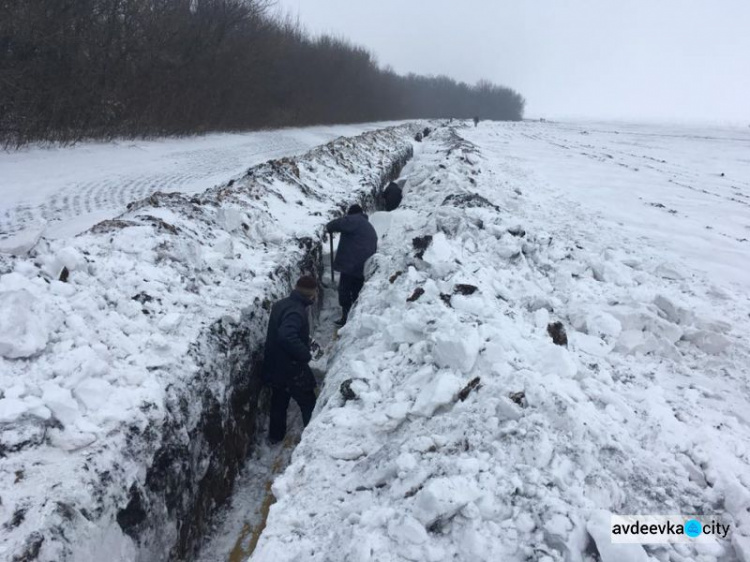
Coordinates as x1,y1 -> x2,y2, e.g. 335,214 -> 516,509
1,139 -> 308,237
2,126 -> 405,240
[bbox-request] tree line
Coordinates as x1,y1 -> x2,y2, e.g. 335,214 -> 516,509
0,0 -> 525,146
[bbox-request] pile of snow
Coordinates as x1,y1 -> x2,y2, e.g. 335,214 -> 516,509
0,124 -> 418,561
252,124 -> 750,562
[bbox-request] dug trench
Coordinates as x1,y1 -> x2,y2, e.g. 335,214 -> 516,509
194,134 -> 429,562
194,243 -> 349,562
116,145 -> 414,561
116,241 -> 324,562
0,124 -> 420,562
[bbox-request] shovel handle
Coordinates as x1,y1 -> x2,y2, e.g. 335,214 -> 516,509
329,234 -> 335,284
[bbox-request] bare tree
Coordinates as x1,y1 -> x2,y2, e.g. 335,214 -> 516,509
0,0 -> 525,146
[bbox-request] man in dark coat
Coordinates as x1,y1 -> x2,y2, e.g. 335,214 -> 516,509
383,181 -> 403,212
263,276 -> 318,444
326,205 -> 378,326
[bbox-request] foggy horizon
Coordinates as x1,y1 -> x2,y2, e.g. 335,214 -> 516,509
276,0 -> 750,125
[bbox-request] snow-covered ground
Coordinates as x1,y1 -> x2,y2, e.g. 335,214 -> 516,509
251,122 -> 750,562
2,118 -> 749,562
0,122 -> 405,243
0,124 -> 416,561
503,120 -> 750,290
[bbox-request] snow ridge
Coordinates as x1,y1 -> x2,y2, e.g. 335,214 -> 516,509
252,126 -> 750,562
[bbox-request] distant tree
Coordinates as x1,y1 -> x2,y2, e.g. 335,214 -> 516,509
0,0 -> 525,146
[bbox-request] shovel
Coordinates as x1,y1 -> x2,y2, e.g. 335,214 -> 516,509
329,233 -> 335,285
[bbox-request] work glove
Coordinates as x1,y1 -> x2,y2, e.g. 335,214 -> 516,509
310,339 -> 324,360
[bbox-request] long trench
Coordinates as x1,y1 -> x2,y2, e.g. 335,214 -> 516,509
195,244 -> 344,562
185,129 -> 417,562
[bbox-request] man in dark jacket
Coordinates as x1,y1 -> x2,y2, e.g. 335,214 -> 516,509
326,205 -> 378,326
382,181 -> 403,212
263,276 -> 318,444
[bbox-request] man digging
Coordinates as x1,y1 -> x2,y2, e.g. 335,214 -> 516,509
326,205 -> 378,327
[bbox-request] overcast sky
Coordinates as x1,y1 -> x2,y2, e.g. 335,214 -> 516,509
275,0 -> 750,123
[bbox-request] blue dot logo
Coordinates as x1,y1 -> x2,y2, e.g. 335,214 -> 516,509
685,519 -> 702,538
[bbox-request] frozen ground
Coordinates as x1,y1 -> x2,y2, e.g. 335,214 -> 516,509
251,122 -> 750,562
0,121 -> 404,243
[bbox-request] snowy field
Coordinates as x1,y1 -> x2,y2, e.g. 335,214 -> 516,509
501,120 -> 750,290
252,122 -> 750,562
0,121 -> 404,243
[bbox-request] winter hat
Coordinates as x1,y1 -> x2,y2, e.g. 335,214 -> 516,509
347,204 -> 363,215
295,275 -> 318,299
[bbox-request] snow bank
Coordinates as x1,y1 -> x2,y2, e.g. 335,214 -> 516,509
0,124 -> 417,561
252,125 -> 750,561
